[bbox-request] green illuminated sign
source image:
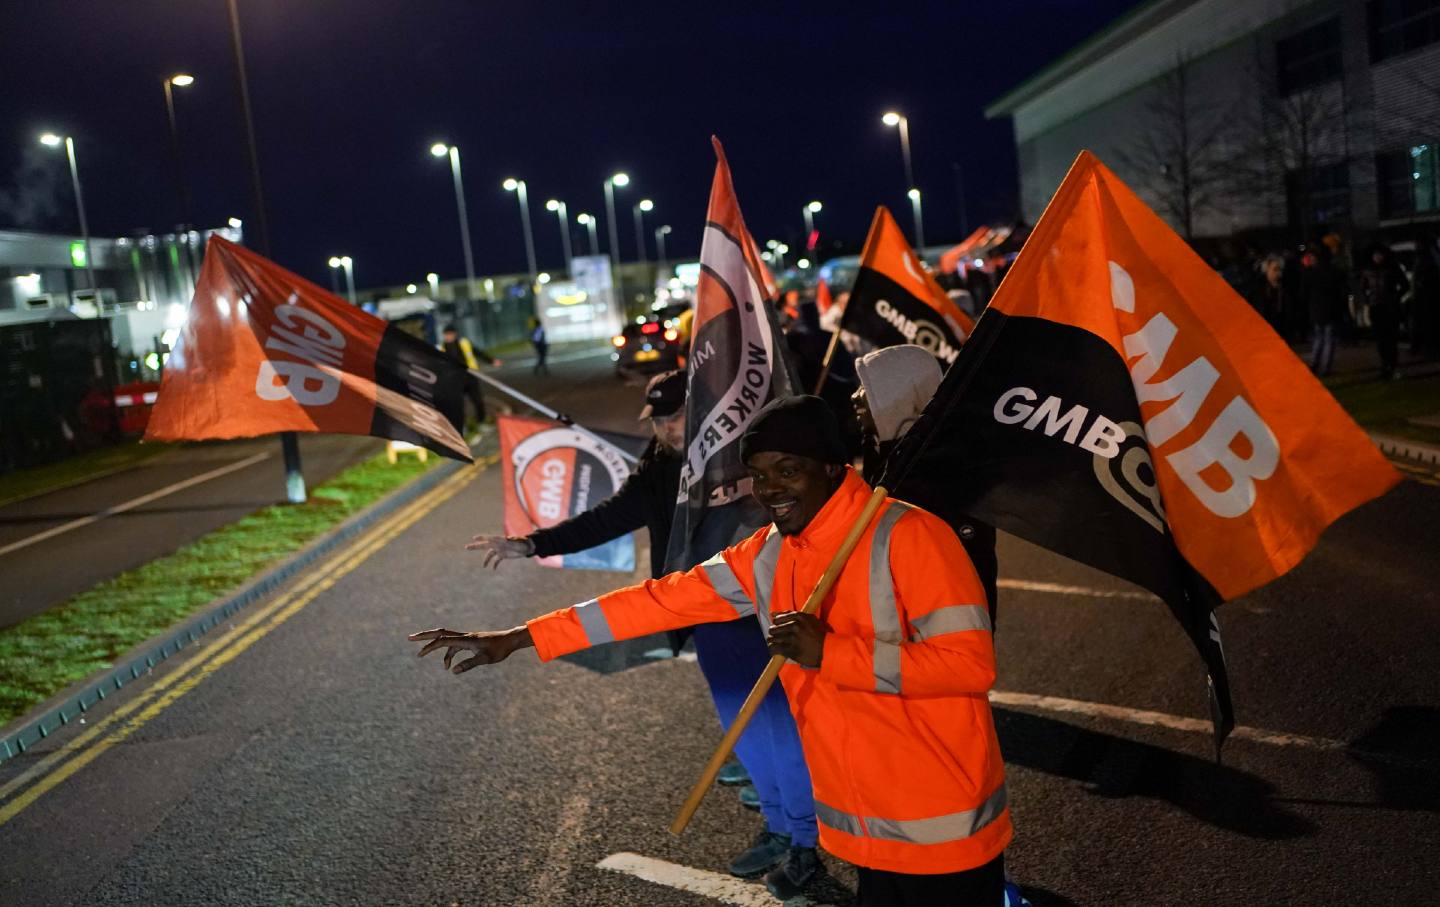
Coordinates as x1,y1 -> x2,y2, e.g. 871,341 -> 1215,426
69,241 -> 87,268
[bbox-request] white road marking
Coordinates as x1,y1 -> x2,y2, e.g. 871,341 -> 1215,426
997,578 -> 1156,601
989,690 -> 1348,752
597,852 -> 835,906
0,450 -> 272,558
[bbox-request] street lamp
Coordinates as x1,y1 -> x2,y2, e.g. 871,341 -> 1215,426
545,198 -> 573,275
502,177 -> 539,287
328,255 -> 355,304
604,171 -> 629,308
632,198 -> 653,265
803,200 -> 822,252
426,271 -> 440,297
576,213 -> 600,256
654,224 -> 672,276
908,188 -> 926,253
429,142 -> 477,300
883,110 -> 923,248
162,73 -> 196,228
38,132 -> 95,296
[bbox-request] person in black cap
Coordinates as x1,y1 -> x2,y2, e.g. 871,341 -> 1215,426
439,324 -> 500,427
467,370 -> 685,578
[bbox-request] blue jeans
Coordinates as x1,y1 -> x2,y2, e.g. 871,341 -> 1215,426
1311,323 -> 1336,376
692,618 -> 818,848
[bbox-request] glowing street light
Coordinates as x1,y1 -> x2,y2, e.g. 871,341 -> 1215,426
576,212 -> 600,256
37,132 -> 95,296
162,73 -> 196,228
328,255 -> 355,304
803,200 -> 822,252
406,283 -> 418,294
502,177 -> 539,287
545,198 -> 573,274
908,188 -> 926,252
428,142 -> 477,299
882,110 -> 924,249
632,198 -> 654,265
426,271 -> 440,297
654,224 -> 672,275
604,171 -> 629,306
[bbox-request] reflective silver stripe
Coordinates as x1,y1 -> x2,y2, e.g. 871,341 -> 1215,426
700,553 -> 754,618
750,527 -> 782,631
815,784 -> 1008,846
814,799 -> 866,837
573,598 -> 614,645
868,503 -> 911,693
909,604 -> 992,641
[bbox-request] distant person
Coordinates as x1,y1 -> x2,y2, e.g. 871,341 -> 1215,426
1249,254 -> 1288,337
464,371 -> 821,896
1359,245 -> 1409,381
439,324 -> 499,427
1301,246 -> 1346,377
528,317 -> 549,376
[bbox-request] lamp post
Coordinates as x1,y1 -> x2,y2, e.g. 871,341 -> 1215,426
426,271 -> 440,298
603,171 -> 629,307
39,133 -> 95,295
883,111 -> 923,249
576,213 -> 600,256
328,255 -> 355,304
502,177 -> 538,287
655,224 -> 672,277
632,198 -> 653,265
161,73 -> 196,229
544,199 -> 573,275
429,142 -> 478,300
803,200 -> 822,252
908,188 -> 926,253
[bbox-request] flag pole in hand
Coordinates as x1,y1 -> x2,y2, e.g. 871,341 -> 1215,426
670,484 -> 889,836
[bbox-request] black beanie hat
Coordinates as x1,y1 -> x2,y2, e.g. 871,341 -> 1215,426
739,395 -> 848,465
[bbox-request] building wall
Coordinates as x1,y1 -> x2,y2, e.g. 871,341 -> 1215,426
1002,0 -> 1440,240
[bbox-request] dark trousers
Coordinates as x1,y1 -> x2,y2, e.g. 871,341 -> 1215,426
464,376 -> 486,423
856,854 -> 1005,907
1372,304 -> 1399,376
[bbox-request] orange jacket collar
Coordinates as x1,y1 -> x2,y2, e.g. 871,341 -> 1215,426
786,467 -> 871,550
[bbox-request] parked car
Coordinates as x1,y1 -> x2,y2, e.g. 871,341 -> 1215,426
612,303 -> 689,375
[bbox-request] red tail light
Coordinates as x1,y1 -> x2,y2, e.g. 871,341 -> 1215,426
640,322 -> 661,334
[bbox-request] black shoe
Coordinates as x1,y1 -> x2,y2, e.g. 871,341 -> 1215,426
764,846 -> 820,900
727,830 -> 791,879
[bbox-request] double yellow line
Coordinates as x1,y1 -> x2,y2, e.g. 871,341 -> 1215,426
0,455 -> 493,827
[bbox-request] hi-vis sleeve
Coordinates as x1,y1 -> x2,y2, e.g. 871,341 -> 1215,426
820,510 -> 996,697
526,529 -> 769,662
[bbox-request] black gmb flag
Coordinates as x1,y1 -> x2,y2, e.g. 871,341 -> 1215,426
882,151 -> 1400,754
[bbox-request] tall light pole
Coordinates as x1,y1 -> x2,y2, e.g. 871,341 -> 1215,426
908,188 -> 926,253
803,200 -> 822,253
883,111 -> 924,249
430,142 -> 478,301
328,256 -> 355,304
632,198 -> 653,265
227,0 -> 302,502
161,73 -> 196,228
576,213 -> 599,256
426,271 -> 440,298
603,171 -> 629,309
38,133 -> 95,295
655,224 -> 672,277
544,199 -> 573,275
502,177 -> 538,287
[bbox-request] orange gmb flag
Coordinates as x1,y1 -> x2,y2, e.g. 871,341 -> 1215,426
885,151 -> 1400,747
146,236 -> 471,460
497,414 -> 635,572
841,206 -> 974,367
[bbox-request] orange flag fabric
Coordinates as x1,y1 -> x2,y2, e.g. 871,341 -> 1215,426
840,206 -> 975,367
146,236 -> 471,460
884,151 -> 1400,747
815,278 -> 834,315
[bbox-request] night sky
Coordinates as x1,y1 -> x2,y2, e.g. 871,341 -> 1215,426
0,1 -> 1138,289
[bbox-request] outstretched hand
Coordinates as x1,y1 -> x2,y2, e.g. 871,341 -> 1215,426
408,626 -> 533,673
465,534 -> 532,569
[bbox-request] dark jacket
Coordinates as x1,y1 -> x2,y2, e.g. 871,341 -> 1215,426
1302,259 -> 1348,327
1360,262 -> 1409,311
529,437 -> 680,579
864,438 -> 1000,627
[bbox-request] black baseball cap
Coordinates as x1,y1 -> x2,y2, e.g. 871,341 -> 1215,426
638,370 -> 687,420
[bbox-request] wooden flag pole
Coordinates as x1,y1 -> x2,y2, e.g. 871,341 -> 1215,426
669,484 -> 889,836
811,325 -> 845,396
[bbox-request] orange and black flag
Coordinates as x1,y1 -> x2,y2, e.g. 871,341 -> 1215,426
841,206 -> 975,367
884,151 -> 1400,750
664,138 -> 798,572
146,236 -> 471,460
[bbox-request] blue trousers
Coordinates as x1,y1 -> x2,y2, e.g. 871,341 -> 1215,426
692,617 -> 818,848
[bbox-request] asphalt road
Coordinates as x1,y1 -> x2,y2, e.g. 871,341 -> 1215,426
0,434 -> 381,628
1,344 -> 1437,905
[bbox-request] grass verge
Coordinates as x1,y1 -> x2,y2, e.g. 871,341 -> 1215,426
0,440 -> 171,508
1324,367 -> 1440,447
0,449 -> 439,727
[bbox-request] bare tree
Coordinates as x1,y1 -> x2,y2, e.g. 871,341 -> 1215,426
1115,54 -> 1235,240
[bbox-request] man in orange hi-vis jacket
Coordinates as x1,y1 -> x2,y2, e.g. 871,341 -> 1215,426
411,396 -> 1010,905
